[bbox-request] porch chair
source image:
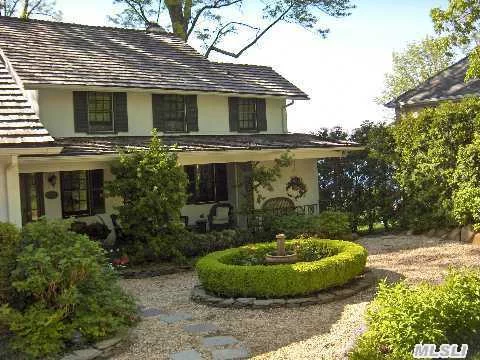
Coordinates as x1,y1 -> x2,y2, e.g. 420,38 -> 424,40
208,203 -> 234,230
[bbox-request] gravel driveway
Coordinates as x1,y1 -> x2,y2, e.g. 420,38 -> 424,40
112,235 -> 480,360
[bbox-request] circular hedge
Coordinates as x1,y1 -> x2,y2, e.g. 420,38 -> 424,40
195,238 -> 368,298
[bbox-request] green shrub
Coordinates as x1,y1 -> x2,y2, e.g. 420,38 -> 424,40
270,211 -> 351,239
350,268 -> 480,360
196,238 -> 367,298
0,219 -> 137,359
0,222 -> 21,304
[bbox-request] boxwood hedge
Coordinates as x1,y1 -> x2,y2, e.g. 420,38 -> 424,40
196,238 -> 368,298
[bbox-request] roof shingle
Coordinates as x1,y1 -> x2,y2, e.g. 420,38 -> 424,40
0,17 -> 308,99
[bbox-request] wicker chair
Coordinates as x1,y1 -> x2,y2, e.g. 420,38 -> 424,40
208,203 -> 234,230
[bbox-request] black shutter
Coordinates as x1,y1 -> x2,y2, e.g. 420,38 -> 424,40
185,95 -> 198,132
73,91 -> 88,133
113,92 -> 128,132
228,97 -> 239,131
256,98 -> 267,131
184,165 -> 196,204
152,94 -> 165,131
89,169 -> 105,214
214,164 -> 228,201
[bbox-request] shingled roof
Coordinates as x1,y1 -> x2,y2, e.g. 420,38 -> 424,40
0,57 -> 55,147
54,134 -> 355,156
386,56 -> 480,108
0,17 -> 308,99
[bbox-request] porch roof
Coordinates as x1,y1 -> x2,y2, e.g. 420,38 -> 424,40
53,134 -> 358,156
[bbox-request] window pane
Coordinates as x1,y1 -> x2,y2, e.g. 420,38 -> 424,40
238,98 -> 257,130
88,92 -> 113,132
61,171 -> 89,217
161,95 -> 186,132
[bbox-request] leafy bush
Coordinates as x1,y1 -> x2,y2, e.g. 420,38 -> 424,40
269,211 -> 351,239
0,219 -> 137,359
71,221 -> 111,241
196,238 -> 367,298
350,268 -> 480,360
0,223 -> 20,304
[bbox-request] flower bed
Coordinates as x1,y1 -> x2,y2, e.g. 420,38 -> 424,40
195,238 -> 368,298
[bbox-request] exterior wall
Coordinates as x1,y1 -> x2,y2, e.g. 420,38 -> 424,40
36,88 -> 287,137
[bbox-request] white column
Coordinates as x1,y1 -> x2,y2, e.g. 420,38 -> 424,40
6,155 -> 22,226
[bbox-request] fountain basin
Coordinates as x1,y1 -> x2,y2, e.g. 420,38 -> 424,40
265,252 -> 298,264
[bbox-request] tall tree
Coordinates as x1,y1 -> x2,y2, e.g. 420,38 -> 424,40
431,0 -> 480,79
377,36 -> 455,104
110,0 -> 355,58
0,0 -> 61,19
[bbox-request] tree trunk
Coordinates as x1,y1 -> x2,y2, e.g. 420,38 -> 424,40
164,0 -> 189,40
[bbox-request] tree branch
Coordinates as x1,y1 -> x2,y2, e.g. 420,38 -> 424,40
205,3 -> 294,58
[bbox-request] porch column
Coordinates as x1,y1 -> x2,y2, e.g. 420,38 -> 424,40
6,155 -> 22,226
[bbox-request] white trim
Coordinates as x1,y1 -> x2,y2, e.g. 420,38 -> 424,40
0,146 -> 62,156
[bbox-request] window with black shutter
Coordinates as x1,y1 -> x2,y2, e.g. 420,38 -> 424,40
229,97 -> 267,132
60,170 -> 105,217
152,94 -> 198,133
184,164 -> 228,204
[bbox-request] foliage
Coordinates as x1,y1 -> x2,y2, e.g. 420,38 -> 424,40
0,222 -> 21,304
349,268 -> 480,360
196,238 -> 367,298
107,130 -> 188,243
0,219 -> 137,359
71,221 -> 111,242
377,36 -> 455,104
269,211 -> 351,239
316,121 -> 400,232
285,175 -> 307,200
392,98 -> 480,231
110,0 -> 355,58
0,0 -> 62,19
431,0 -> 479,79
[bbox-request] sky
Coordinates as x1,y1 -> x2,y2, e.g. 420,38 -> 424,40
55,0 -> 449,133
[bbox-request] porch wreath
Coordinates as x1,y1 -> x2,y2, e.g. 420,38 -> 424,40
286,176 -> 307,200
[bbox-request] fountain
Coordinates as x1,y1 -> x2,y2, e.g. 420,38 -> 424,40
265,233 -> 298,264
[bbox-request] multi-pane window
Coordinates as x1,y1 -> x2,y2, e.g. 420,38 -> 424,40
88,92 -> 114,132
20,173 -> 44,225
238,98 -> 257,131
161,95 -> 187,132
185,164 -> 228,204
61,170 -> 105,217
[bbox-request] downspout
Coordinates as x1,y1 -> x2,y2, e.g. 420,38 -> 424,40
282,100 -> 294,133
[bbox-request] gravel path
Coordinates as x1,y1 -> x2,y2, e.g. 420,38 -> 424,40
112,235 -> 480,360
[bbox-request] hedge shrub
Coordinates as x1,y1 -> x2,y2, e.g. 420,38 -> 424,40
0,223 -> 21,304
196,238 -> 367,298
349,268 -> 480,360
269,211 -> 351,239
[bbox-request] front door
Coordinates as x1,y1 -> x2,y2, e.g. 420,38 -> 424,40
19,173 -> 45,225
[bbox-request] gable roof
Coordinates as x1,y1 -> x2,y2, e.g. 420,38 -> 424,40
386,56 -> 480,108
0,57 -> 55,148
0,17 -> 308,99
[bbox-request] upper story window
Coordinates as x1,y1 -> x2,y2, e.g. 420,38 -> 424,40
153,94 -> 198,133
228,97 -> 267,132
88,92 -> 113,132
73,91 -> 128,134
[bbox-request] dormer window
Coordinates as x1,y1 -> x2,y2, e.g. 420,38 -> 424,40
152,94 -> 198,133
228,97 -> 267,132
88,92 -> 113,132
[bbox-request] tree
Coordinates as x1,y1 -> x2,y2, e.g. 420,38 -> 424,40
377,36 -> 455,104
0,0 -> 61,19
110,0 -> 355,58
431,0 -> 480,79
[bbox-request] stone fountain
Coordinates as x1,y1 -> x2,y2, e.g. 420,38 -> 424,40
265,233 -> 298,264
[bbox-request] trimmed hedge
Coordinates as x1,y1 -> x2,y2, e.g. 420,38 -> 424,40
196,238 -> 367,298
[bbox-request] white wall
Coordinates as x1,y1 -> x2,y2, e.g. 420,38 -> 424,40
37,88 -> 287,137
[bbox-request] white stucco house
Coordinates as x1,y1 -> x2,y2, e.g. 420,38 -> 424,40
0,17 -> 357,230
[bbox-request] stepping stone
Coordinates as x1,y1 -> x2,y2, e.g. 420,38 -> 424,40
140,308 -> 163,317
170,349 -> 204,360
211,347 -> 250,360
202,336 -> 239,348
184,322 -> 219,335
159,313 -> 193,324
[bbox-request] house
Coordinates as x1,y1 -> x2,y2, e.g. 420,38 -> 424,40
385,56 -> 480,115
0,17 -> 357,230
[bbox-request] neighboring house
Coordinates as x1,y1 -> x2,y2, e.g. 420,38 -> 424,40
386,56 -> 480,115
0,17 -> 356,230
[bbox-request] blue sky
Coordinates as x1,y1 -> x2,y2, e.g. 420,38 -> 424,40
56,0 -> 449,132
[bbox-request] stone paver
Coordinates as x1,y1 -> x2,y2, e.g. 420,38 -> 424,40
201,336 -> 239,348
184,322 -> 219,335
211,347 -> 250,360
140,307 -> 163,317
159,313 -> 193,324
170,349 -> 204,360
70,348 -> 102,360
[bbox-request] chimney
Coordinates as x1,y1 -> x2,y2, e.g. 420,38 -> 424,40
146,22 -> 167,34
